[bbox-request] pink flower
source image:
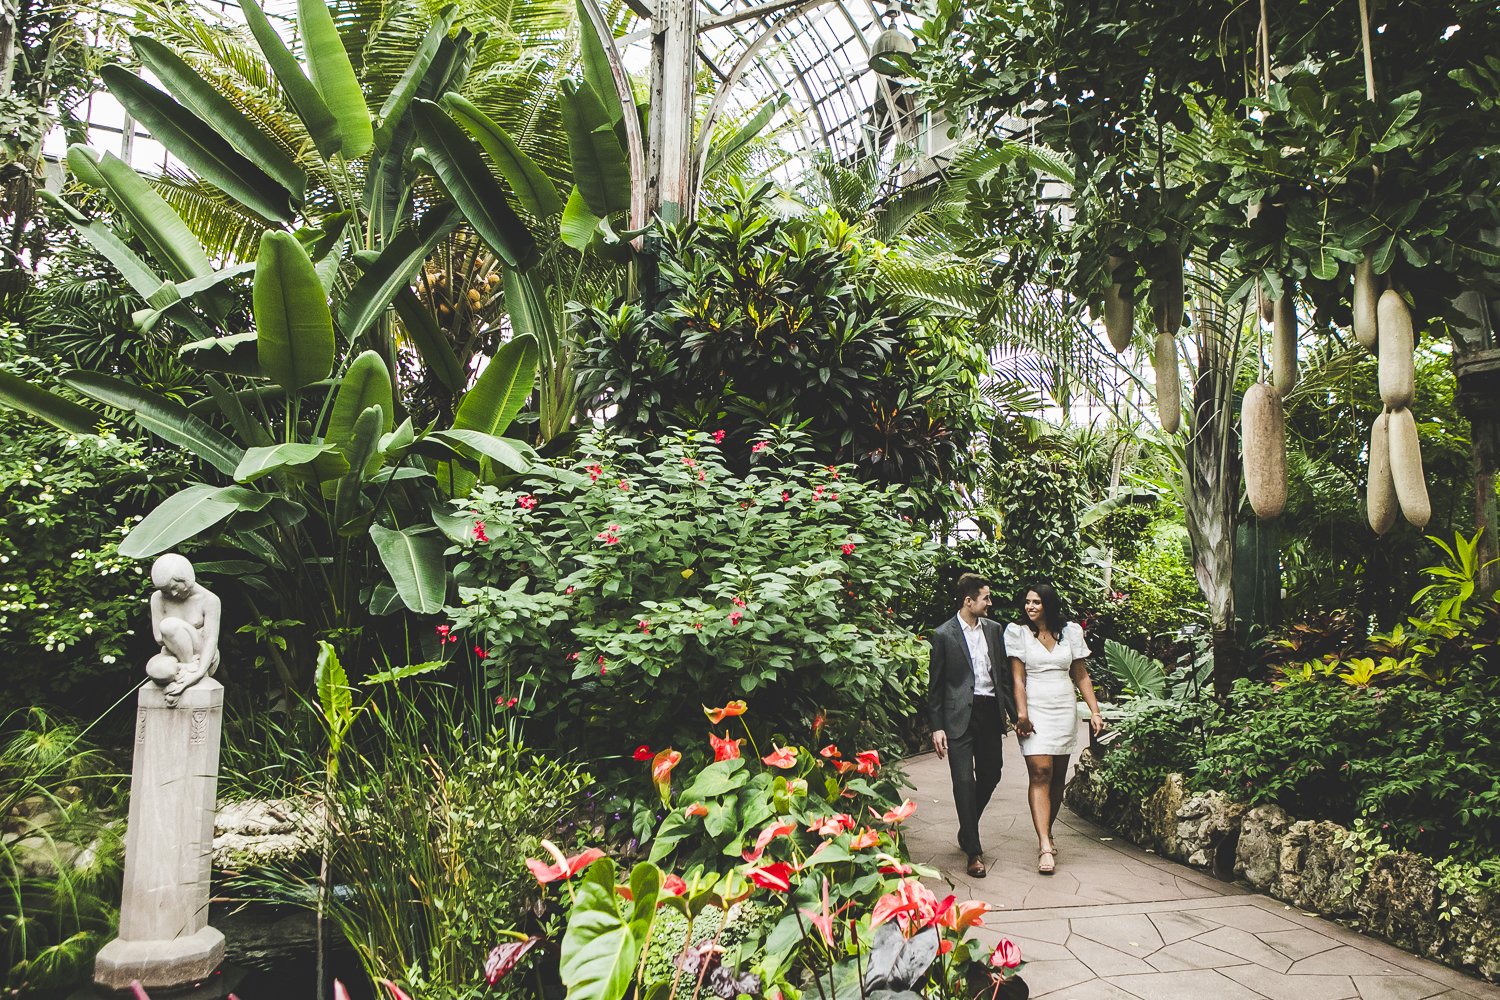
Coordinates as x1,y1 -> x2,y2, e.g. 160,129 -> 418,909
712,429 -> 726,443
855,749 -> 880,775
652,749 -> 682,789
682,457 -> 696,467
841,542 -> 856,556
732,596 -> 747,607
595,526 -> 621,544
742,820 -> 796,862
990,938 -> 1023,970
517,494 -> 537,510
762,745 -> 797,769
808,813 -> 855,837
849,827 -> 879,850
827,465 -> 839,478
872,799 -> 916,824
566,651 -> 579,662
526,847 -> 605,885
751,441 -> 768,453
661,874 -> 688,896
781,491 -> 790,502
698,471 -> 706,481
618,479 -> 630,491
565,586 -> 575,595
586,464 -> 603,481
692,622 -> 703,630
472,521 -> 489,542
638,620 -> 651,633
728,611 -> 743,626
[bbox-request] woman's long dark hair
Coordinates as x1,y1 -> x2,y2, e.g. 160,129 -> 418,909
1018,582 -> 1068,637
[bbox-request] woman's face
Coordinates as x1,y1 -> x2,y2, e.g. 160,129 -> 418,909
1024,591 -> 1044,622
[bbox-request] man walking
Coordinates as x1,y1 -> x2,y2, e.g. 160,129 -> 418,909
926,573 -> 1015,877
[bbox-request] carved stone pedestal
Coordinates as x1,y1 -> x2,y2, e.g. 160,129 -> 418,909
95,680 -> 225,990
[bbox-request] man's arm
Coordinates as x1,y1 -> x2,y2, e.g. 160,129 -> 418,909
926,631 -> 948,758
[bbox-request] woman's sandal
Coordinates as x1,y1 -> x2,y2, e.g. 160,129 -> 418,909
1037,848 -> 1056,875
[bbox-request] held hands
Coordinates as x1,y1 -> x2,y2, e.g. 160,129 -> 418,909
931,729 -> 948,759
1015,714 -> 1035,737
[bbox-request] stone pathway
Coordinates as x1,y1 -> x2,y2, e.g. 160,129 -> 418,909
900,737 -> 1500,1000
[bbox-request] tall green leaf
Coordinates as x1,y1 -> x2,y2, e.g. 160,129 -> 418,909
452,333 -> 538,437
75,148 -> 212,284
239,0 -> 341,158
235,442 -> 336,482
428,428 -> 533,472
574,0 -> 623,124
559,80 -> 631,220
314,640 -> 354,744
254,230 -> 335,390
560,186 -> 603,252
0,372 -> 105,436
560,867 -> 638,1000
338,204 -> 460,340
393,288 -> 465,391
119,484 -> 242,558
296,0 -> 372,158
333,405 -> 385,529
412,100 -> 536,268
43,190 -> 165,299
102,64 -> 295,223
327,351 -> 395,447
705,94 -> 790,177
129,38 -> 307,203
369,524 -> 447,613
441,93 -> 563,220
64,371 -> 244,477
374,7 -> 458,152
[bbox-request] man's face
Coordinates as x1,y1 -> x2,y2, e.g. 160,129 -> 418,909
964,586 -> 992,618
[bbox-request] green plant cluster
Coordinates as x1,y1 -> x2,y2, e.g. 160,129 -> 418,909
448,429 -> 935,761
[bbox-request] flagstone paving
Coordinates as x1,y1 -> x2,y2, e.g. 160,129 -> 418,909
901,738 -> 1500,1000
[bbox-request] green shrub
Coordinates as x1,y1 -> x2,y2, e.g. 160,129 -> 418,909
448,429 -> 934,762
1094,696 -> 1212,802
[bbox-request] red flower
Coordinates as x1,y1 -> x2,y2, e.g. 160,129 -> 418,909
712,429 -> 726,443
698,471 -> 706,481
990,938 -> 1023,970
938,940 -> 954,956
638,619 -> 651,633
684,802 -> 708,818
709,731 -> 742,761
525,845 -> 604,885
827,465 -> 840,478
517,494 -> 538,510
494,695 -> 518,708
872,799 -> 916,824
682,457 -> 697,467
855,749 -> 881,775
819,744 -> 842,759
703,700 -> 748,724
939,899 -> 991,932
586,463 -> 603,481
473,645 -> 489,659
742,820 -> 796,862
661,874 -> 688,896
435,624 -> 457,644
875,851 -> 911,875
728,611 -> 743,626
379,980 -> 413,1000
632,744 -> 653,761
565,585 -> 575,595
693,622 -> 703,630
871,878 -> 940,930
652,749 -> 682,804
781,491 -> 791,502
808,813 -> 855,837
618,479 -> 630,491
472,521 -> 489,542
841,542 -> 856,556
732,596 -> 747,607
813,711 -> 826,737
751,440 -> 768,453
745,861 -> 795,892
566,651 -> 579,662
834,759 -> 857,774
762,745 -> 796,769
484,937 -> 541,984
849,827 -> 880,850
595,527 -> 621,544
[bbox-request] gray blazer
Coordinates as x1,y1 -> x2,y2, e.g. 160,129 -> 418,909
925,616 -> 1017,737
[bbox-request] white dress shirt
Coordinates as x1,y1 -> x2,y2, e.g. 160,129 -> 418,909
957,614 -> 995,697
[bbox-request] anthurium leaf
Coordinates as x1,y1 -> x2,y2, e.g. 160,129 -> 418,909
393,287 -> 465,391
327,351 -> 395,448
65,371 -> 245,477
255,230 -> 335,390
627,863 -> 661,938
678,759 -> 748,801
339,204 -> 460,340
102,63 -> 294,222
239,0 -> 341,158
441,93 -> 563,219
559,79 -> 631,220
412,99 -> 536,268
0,371 -> 105,435
369,524 -> 448,613
560,875 -> 639,1000
647,810 -> 696,864
297,0 -> 372,158
119,484 -> 241,558
452,332 -> 538,436
235,441 -> 336,482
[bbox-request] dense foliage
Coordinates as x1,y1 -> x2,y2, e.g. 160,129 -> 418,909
449,430 -> 934,763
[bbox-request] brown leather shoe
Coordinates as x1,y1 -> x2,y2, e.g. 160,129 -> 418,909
966,854 -> 987,878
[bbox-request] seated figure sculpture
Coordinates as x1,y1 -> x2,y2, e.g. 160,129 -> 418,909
145,553 -> 221,707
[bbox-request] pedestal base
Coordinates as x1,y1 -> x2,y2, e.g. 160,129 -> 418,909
94,925 -> 226,990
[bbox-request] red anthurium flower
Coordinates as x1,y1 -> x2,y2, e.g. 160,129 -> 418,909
745,861 -> 796,892
484,937 -> 542,984
945,900 -> 991,932
834,760 -> 857,774
819,744 -> 842,759
709,731 -> 742,761
873,799 -> 916,824
990,938 -> 1023,970
661,874 -> 688,897
938,939 -> 954,956
684,802 -> 709,818
807,812 -> 855,837
652,749 -> 682,804
871,878 -> 940,930
632,744 -> 653,761
799,877 -> 850,947
762,745 -> 797,768
874,852 -> 912,875
742,820 -> 797,862
703,700 -> 748,724
855,749 -> 881,775
525,845 -> 604,885
849,827 -> 880,850
813,711 -> 826,737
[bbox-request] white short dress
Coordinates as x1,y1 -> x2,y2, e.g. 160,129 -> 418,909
1004,621 -> 1091,756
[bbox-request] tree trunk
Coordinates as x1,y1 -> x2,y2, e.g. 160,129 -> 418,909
1452,276 -> 1499,598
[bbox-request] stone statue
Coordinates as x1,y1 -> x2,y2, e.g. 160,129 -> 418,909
145,553 -> 221,708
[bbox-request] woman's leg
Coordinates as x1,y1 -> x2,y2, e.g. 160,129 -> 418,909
1023,754 -> 1055,851
1047,754 -> 1071,843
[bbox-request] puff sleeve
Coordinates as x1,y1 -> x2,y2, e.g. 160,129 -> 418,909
1003,622 -> 1027,660
1065,621 -> 1092,660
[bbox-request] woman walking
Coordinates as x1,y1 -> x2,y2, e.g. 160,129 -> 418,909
1005,583 -> 1103,874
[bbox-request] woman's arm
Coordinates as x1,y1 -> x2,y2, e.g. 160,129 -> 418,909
1071,660 -> 1104,735
1012,656 -> 1033,736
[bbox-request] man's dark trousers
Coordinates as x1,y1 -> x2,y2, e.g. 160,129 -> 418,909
948,694 -> 1005,857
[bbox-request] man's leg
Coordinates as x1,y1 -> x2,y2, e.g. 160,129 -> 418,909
971,696 -> 1005,820
946,727 -> 981,857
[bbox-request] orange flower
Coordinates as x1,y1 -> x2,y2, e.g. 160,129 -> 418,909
818,744 -> 842,759
684,802 -> 709,818
703,700 -> 748,724
855,749 -> 881,775
761,745 -> 797,769
709,730 -> 743,761
872,799 -> 917,824
849,827 -> 880,850
652,748 -> 682,805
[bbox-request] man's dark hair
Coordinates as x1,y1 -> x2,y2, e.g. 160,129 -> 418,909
955,572 -> 989,607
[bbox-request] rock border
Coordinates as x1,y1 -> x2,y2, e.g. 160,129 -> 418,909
1064,750 -> 1500,983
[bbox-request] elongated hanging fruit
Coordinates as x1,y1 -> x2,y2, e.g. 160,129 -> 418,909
1367,409 -> 1397,535
1153,251 -> 1185,335
1242,382 -> 1287,519
1377,289 -> 1415,408
1352,255 -> 1379,351
1257,281 -> 1274,324
1386,406 -> 1431,529
1102,256 -> 1133,352
1154,331 -> 1181,433
1272,291 -> 1298,393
